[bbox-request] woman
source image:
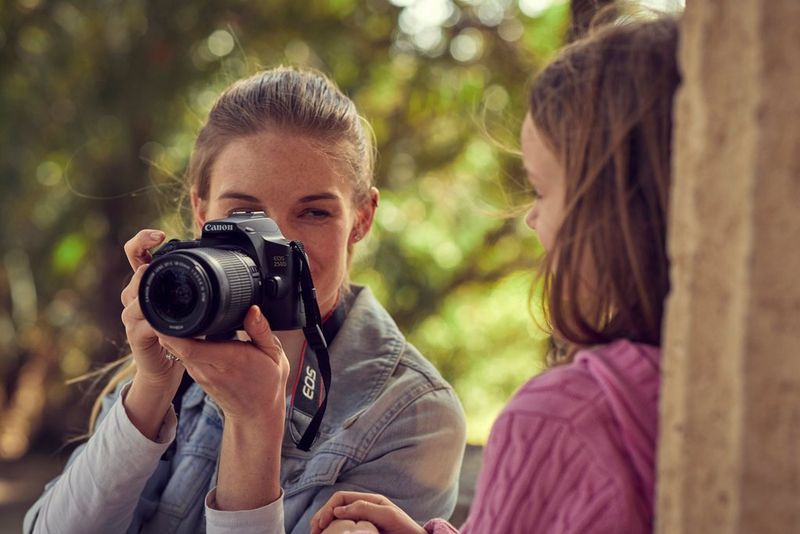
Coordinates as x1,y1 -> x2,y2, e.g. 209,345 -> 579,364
313,15 -> 680,534
25,67 -> 466,534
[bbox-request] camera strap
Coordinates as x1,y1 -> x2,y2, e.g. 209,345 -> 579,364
289,303 -> 344,446
290,241 -> 334,451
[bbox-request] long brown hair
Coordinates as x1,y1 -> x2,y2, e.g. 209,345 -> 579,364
530,17 -> 680,364
86,67 -> 374,431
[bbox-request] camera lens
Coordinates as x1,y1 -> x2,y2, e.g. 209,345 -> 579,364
139,248 -> 260,337
150,268 -> 200,322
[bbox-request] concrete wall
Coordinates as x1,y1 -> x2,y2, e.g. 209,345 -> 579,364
656,1 -> 800,532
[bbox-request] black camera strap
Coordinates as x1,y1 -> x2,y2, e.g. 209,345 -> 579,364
290,241 -> 334,451
289,302 -> 344,445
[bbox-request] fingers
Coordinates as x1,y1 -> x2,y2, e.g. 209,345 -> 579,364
157,336 -> 219,367
320,520 -> 379,534
243,306 -> 284,365
156,337 -> 219,390
332,501 -> 394,525
121,265 -> 158,349
329,492 -> 390,507
312,506 -> 335,534
124,229 -> 165,270
312,492 -> 389,534
121,264 -> 148,307
156,310 -> 282,370
351,521 -> 380,534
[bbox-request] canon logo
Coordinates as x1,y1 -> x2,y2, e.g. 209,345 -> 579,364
204,223 -> 234,232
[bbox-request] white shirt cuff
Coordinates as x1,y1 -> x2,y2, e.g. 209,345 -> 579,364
205,488 -> 285,534
117,382 -> 178,446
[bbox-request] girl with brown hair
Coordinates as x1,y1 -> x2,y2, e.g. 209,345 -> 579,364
312,15 -> 680,534
24,67 -> 466,534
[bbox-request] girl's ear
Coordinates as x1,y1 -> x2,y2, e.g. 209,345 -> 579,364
190,187 -> 207,237
350,187 -> 379,244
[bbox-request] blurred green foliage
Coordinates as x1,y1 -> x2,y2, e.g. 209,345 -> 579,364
0,0 -> 570,454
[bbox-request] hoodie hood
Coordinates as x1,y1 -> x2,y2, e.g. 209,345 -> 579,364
575,339 -> 661,512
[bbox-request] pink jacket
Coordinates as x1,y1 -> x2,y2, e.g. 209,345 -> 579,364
426,339 -> 660,534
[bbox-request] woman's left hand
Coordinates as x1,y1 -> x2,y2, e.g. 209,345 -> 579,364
311,491 -> 426,534
157,305 -> 290,426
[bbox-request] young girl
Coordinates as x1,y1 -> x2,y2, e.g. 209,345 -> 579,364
312,15 -> 680,534
24,67 -> 466,534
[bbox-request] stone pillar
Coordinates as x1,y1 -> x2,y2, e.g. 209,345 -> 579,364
656,1 -> 800,533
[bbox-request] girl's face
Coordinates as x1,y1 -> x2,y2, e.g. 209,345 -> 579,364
521,113 -> 566,253
192,130 -> 376,318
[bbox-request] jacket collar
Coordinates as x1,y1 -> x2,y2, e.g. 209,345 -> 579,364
321,285 -> 404,427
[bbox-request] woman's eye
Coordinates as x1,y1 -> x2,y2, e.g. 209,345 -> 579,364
300,209 -> 331,220
226,207 -> 259,216
529,187 -> 542,200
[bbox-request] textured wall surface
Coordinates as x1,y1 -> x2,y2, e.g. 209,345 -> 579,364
657,1 -> 800,533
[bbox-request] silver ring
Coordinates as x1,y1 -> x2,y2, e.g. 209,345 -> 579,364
164,351 -> 180,362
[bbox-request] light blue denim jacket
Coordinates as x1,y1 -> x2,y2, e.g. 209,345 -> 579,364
25,286 -> 466,533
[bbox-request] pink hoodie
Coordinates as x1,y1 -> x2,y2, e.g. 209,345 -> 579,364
426,339 -> 660,534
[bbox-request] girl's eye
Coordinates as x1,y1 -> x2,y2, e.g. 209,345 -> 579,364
529,187 -> 542,200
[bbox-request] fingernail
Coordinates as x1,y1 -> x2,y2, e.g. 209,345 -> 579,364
252,306 -> 263,323
149,231 -> 164,241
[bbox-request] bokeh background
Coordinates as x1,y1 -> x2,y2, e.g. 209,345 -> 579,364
0,0 -> 681,529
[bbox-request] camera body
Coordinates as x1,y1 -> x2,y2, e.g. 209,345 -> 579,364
139,211 -> 305,338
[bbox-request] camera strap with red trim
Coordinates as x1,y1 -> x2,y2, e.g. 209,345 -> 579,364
288,302 -> 344,449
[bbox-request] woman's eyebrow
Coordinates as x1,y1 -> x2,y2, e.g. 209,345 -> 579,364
217,191 -> 261,203
217,191 -> 342,204
297,192 -> 341,203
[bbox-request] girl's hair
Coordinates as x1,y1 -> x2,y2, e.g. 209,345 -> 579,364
87,67 -> 374,431
530,17 -> 680,364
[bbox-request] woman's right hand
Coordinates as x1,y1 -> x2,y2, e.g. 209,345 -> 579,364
120,229 -> 183,384
120,229 -> 185,440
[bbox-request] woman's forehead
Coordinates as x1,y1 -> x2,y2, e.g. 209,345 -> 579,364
209,132 -> 352,199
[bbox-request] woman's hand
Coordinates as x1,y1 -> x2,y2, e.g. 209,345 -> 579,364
119,229 -> 185,440
120,229 -> 184,384
319,519 -> 380,534
156,305 -> 290,425
158,305 -> 290,511
312,492 -> 426,534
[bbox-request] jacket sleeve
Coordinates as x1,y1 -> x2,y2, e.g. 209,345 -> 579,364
23,382 -> 177,534
293,384 -> 466,534
203,383 -> 466,534
455,410 -> 635,534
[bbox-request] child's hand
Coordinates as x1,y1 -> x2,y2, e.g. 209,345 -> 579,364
319,519 -> 379,534
311,491 -> 426,534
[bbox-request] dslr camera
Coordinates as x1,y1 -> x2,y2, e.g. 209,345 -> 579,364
139,211 -> 307,338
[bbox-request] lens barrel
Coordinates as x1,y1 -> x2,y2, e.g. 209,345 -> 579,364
139,248 -> 260,337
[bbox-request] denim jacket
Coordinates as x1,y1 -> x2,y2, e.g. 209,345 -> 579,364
25,285 -> 466,533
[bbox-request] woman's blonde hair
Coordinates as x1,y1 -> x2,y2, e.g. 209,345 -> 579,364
87,67 -> 374,431
531,17 -> 681,364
